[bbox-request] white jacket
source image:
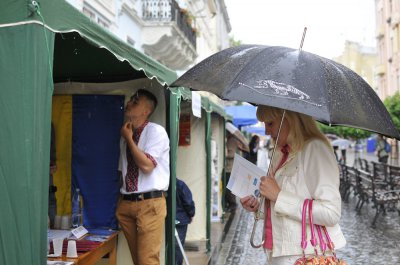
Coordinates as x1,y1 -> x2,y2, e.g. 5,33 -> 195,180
270,139 -> 346,257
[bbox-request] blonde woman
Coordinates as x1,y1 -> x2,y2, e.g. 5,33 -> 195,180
240,106 -> 346,265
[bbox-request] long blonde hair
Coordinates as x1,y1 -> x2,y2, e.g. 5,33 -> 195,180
256,105 -> 330,153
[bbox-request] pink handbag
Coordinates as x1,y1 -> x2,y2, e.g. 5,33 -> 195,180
294,199 -> 347,265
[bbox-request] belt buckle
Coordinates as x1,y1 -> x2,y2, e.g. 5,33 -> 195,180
138,193 -> 144,200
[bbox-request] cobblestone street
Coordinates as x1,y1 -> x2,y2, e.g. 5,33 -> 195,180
215,149 -> 400,265
216,197 -> 400,265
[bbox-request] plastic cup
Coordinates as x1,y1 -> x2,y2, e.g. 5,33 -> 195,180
52,238 -> 64,256
66,240 -> 78,258
60,215 -> 70,230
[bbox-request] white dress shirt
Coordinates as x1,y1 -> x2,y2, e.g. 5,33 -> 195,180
118,122 -> 170,194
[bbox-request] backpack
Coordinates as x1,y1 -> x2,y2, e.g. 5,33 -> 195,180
385,141 -> 391,153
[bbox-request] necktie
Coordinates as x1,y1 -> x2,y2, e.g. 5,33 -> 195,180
125,130 -> 140,192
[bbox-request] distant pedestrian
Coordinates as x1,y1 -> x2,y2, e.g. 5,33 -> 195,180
376,135 -> 389,164
175,178 -> 195,265
339,146 -> 347,165
247,135 -> 260,165
333,145 -> 339,161
353,139 -> 363,168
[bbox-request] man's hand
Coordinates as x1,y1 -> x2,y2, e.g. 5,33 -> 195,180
121,123 -> 156,175
121,122 -> 133,140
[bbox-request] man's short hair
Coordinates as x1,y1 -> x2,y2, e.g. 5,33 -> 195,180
131,89 -> 158,116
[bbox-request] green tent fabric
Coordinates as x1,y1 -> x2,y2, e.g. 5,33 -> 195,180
0,24 -> 54,265
0,0 -> 177,85
0,0 -> 177,264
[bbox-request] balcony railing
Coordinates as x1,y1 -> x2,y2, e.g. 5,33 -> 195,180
142,0 -> 196,49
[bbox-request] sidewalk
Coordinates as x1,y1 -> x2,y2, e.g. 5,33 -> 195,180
344,148 -> 378,166
185,210 -> 237,265
183,148 -> 384,265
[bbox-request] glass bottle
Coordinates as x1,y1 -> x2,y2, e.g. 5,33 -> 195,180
71,188 -> 83,228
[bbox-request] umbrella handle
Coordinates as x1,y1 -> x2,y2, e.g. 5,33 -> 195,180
250,197 -> 265,248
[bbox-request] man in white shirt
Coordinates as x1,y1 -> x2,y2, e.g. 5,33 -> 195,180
116,89 -> 170,265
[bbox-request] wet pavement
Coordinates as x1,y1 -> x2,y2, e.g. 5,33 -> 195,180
214,149 -> 400,265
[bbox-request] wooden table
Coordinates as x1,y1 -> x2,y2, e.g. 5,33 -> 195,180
48,232 -> 118,265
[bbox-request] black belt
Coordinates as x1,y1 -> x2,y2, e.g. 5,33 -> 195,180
122,191 -> 166,201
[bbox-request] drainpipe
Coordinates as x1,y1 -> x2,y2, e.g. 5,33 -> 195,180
166,88 -> 181,265
205,104 -> 212,252
221,121 -> 226,222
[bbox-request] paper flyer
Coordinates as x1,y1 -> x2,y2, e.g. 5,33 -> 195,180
227,154 -> 266,198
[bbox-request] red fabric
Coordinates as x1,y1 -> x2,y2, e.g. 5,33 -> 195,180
125,120 -> 149,192
144,152 -> 157,167
264,144 -> 290,250
264,205 -> 273,249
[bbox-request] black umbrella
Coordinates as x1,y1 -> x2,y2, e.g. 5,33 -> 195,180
172,45 -> 400,139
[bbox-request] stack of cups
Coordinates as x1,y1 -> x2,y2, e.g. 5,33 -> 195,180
54,215 -> 62,229
60,215 -> 71,230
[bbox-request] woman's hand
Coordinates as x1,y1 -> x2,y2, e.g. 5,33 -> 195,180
259,175 -> 281,202
240,195 -> 259,212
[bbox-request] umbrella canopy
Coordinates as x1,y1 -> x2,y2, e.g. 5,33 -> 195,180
331,138 -> 352,149
325,134 -> 339,141
172,45 -> 400,140
226,122 -> 250,152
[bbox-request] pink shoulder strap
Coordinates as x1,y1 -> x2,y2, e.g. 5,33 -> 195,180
309,199 -> 336,255
300,199 -> 309,250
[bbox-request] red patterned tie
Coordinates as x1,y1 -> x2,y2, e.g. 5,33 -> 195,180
125,130 -> 140,192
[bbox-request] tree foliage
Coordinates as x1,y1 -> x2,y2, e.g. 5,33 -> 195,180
318,123 -> 371,139
383,92 -> 400,131
318,92 -> 400,139
229,36 -> 242,47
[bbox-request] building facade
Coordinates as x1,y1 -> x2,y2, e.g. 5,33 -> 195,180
375,0 -> 400,99
334,40 -> 378,91
66,0 -> 231,71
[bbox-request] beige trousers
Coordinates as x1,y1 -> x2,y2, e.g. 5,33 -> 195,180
116,197 -> 166,265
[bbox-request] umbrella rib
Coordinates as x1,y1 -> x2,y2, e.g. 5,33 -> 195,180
322,58 -> 345,124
